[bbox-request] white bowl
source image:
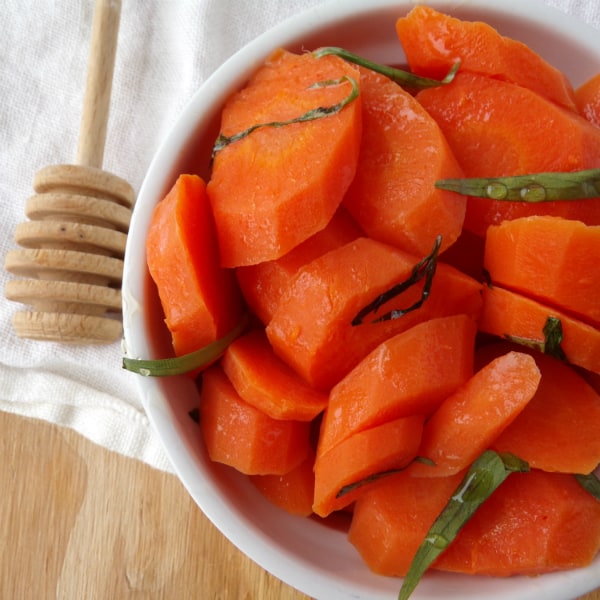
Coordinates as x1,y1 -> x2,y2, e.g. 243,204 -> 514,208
122,1 -> 600,598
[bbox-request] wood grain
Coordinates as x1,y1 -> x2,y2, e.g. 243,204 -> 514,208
1,410 -> 598,600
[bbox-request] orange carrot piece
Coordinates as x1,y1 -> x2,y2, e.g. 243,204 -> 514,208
396,5 -> 577,110
199,366 -> 310,475
435,470 -> 600,575
235,207 -> 362,325
348,470 -> 465,577
221,328 -> 327,422
576,71 -> 600,127
479,284 -> 600,375
206,49 -> 362,267
250,450 -> 315,517
417,71 -> 600,237
145,174 -> 244,356
342,66 -> 466,256
313,414 -> 424,518
410,351 -> 540,477
318,314 -> 477,457
266,237 -> 482,391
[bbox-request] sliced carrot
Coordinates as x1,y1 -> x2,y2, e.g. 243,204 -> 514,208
250,450 -> 315,517
484,216 -> 600,328
318,314 -> 476,457
576,71 -> 600,127
266,237 -> 482,391
410,351 -> 540,477
479,284 -> 600,375
347,469 -> 465,577
199,366 -> 310,475
416,71 -> 600,237
313,414 -> 424,518
396,5 -> 577,110
206,49 -> 362,267
342,66 -> 466,256
235,207 -> 362,325
475,342 -> 600,475
435,470 -> 600,575
221,328 -> 327,422
145,174 -> 244,356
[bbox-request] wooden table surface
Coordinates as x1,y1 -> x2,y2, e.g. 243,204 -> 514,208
2,410 -> 599,600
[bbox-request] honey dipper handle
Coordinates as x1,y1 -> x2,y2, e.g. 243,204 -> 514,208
76,0 -> 122,169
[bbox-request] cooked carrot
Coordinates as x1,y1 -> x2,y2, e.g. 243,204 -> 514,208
235,207 -> 362,325
145,174 -> 244,356
313,414 -> 424,518
250,450 -> 315,517
221,328 -> 327,422
348,469 -> 465,577
206,49 -> 362,267
434,470 -> 600,575
475,342 -> 600,475
266,237 -> 482,391
342,66 -> 466,256
576,71 -> 600,127
484,216 -> 600,328
416,71 -> 600,237
396,5 -> 577,110
479,284 -> 600,375
317,314 -> 476,457
199,366 -> 310,475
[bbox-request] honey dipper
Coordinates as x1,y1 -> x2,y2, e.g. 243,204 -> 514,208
5,0 -> 134,344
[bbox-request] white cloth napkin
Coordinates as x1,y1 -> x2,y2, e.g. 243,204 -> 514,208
1,0 -> 599,474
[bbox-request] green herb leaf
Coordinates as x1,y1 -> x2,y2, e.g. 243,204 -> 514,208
313,47 -> 459,90
435,168 -> 600,202
212,75 -> 359,158
575,471 -> 600,502
506,315 -> 566,361
122,314 -> 248,377
398,450 -> 529,600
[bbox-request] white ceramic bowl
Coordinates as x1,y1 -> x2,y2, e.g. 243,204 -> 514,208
122,1 -> 600,598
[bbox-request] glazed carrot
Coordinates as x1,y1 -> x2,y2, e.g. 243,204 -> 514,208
435,470 -> 600,575
479,284 -> 600,375
266,237 -> 482,391
221,328 -> 328,422
250,450 -> 315,517
347,469 -> 465,577
576,71 -> 600,127
206,49 -> 362,267
476,342 -> 600,475
484,216 -> 600,328
235,207 -> 362,325
410,351 -> 540,477
199,366 -> 310,475
317,314 -> 476,457
417,71 -> 600,237
396,5 -> 577,110
145,174 -> 244,356
342,66 -> 466,256
313,414 -> 424,518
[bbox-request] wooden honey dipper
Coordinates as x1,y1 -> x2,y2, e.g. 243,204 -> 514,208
5,0 -> 134,344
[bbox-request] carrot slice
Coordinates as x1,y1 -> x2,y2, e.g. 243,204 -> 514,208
435,470 -> 600,575
221,328 -> 327,422
479,284 -> 600,375
396,5 -> 577,110
416,71 -> 600,237
410,351 -> 540,477
145,174 -> 244,356
266,237 -> 482,391
576,71 -> 600,127
342,66 -> 466,256
207,49 -> 362,267
313,414 -> 424,518
318,314 -> 476,457
199,366 -> 310,475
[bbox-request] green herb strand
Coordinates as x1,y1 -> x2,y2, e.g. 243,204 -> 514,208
435,168 -> 600,202
211,75 -> 359,158
506,315 -> 567,361
122,314 -> 248,377
313,47 -> 460,90
398,450 -> 529,600
575,471 -> 600,502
